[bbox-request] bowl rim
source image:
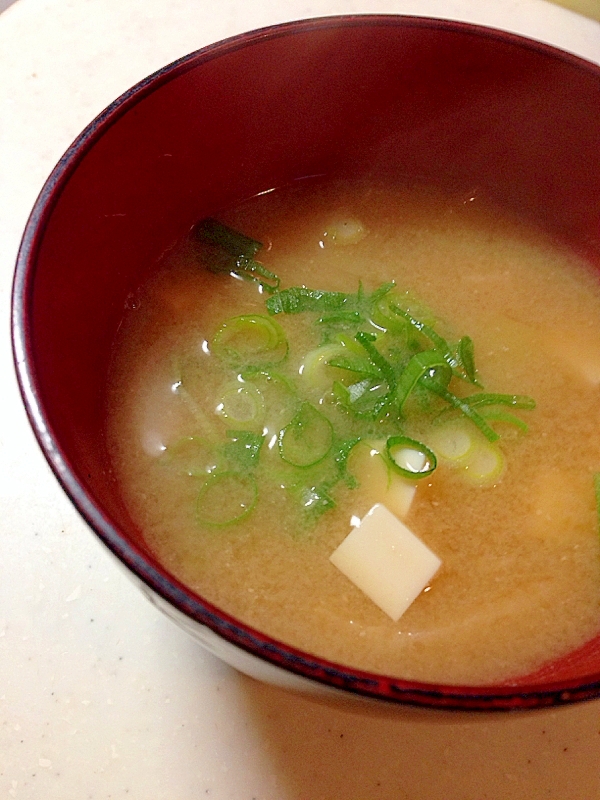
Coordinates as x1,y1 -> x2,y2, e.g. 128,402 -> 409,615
11,12 -> 600,711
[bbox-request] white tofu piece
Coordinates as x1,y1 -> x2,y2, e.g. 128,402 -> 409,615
329,504 -> 441,621
351,441 -> 418,520
386,475 -> 417,520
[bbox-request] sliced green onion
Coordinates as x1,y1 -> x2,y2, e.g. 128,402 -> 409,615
428,422 -> 474,462
326,354 -> 381,379
267,286 -> 354,315
391,305 -> 481,385
457,336 -> 482,386
174,267 -> 536,527
317,310 -> 364,327
333,437 -> 362,488
234,257 -> 280,294
391,304 -> 460,369
423,380 -> 500,442
355,331 -> 397,391
268,280 -> 411,323
463,393 -> 536,410
428,423 -> 504,485
215,382 -> 265,428
386,435 -> 437,479
435,392 -> 535,435
478,408 -> 529,433
369,281 -> 397,305
462,441 -> 505,485
369,290 -> 412,334
279,402 -> 333,467
299,343 -> 350,390
301,482 -> 337,517
333,378 -> 392,420
396,350 -> 452,413
239,369 -> 299,436
359,384 -> 393,419
212,314 -> 288,368
334,333 -> 366,355
223,431 -> 264,470
196,472 -> 258,526
370,285 -> 438,334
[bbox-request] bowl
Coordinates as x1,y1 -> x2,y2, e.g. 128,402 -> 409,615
11,14 -> 600,711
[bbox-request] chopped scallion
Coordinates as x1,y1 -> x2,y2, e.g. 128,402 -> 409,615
326,354 -> 381,379
462,441 -> 505,485
301,482 -> 337,518
463,393 -> 536,410
279,402 -> 334,468
333,437 -> 362,488
391,304 -> 460,370
267,286 -> 354,316
355,331 -> 397,392
216,383 -> 265,429
299,343 -> 350,390
223,431 -> 264,470
317,310 -> 364,326
457,336 -> 481,386
478,408 -> 529,433
396,350 -> 452,414
186,233 -> 536,525
427,422 -> 474,462
212,314 -> 288,368
423,379 -> 500,442
196,472 -> 258,526
386,435 -> 437,479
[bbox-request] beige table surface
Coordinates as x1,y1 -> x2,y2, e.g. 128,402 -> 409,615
2,1 -> 600,798
552,0 -> 600,20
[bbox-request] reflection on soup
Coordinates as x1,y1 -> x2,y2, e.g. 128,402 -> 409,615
106,181 -> 600,685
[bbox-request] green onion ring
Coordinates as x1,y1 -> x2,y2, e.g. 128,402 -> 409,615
196,472 -> 258,526
211,314 -> 288,368
385,435 -> 437,479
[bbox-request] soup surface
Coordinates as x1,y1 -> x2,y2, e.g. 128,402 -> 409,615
106,180 -> 600,685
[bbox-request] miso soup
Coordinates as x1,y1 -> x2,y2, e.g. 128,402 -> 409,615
106,181 -> 600,685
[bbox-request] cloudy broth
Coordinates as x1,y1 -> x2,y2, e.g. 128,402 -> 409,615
106,180 -> 600,685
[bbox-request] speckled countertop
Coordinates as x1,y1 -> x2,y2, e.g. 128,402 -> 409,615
2,1 -> 600,798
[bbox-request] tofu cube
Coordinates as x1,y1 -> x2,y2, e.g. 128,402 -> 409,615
329,504 -> 441,621
350,441 -> 418,519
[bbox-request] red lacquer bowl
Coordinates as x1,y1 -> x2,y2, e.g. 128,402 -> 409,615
11,15 -> 600,711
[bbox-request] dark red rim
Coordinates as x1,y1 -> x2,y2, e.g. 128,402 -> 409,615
11,14 -> 600,711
